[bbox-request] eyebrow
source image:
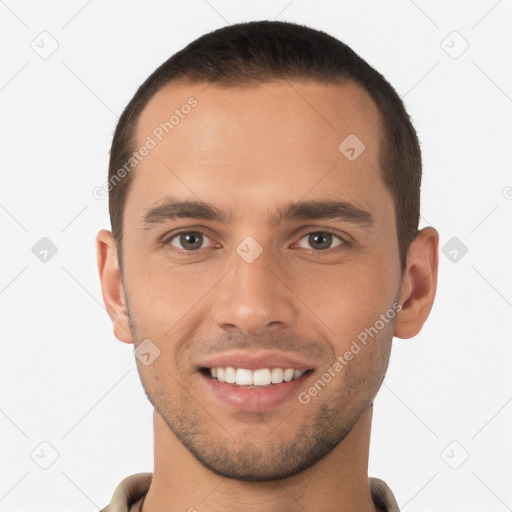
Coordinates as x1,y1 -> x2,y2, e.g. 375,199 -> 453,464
140,197 -> 374,230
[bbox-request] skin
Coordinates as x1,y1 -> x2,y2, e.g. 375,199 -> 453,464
97,79 -> 439,512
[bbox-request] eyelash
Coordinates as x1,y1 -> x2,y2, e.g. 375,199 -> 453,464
162,229 -> 349,255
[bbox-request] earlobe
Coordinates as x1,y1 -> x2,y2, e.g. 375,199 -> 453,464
394,227 -> 439,339
96,229 -> 133,344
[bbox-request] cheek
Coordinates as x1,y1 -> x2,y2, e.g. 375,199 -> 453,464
291,255 -> 399,343
124,255 -> 217,333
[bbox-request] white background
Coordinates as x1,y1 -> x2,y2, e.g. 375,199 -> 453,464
1,1 -> 512,510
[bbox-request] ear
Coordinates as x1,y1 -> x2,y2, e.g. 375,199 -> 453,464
96,229 -> 133,344
394,227 -> 439,339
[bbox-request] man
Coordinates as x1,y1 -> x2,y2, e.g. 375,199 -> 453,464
97,20 -> 438,512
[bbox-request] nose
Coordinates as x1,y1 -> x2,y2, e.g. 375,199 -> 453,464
211,242 -> 295,335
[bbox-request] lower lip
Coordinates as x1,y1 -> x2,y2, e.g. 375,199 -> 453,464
199,371 -> 312,412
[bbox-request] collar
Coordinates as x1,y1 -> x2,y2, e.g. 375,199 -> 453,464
101,473 -> 400,511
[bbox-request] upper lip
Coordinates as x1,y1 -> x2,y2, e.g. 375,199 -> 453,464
196,350 -> 315,371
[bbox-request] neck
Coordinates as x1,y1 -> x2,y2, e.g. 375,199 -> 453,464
142,406 -> 379,512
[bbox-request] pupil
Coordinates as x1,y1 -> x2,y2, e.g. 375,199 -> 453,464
311,232 -> 331,249
182,232 -> 201,249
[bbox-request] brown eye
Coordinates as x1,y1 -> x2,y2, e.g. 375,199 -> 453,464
167,231 -> 210,251
297,231 -> 345,251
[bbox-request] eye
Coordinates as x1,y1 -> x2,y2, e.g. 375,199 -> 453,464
165,231 -> 212,252
163,229 -> 347,254
296,230 -> 346,251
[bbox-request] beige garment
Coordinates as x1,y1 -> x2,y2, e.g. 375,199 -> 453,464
100,472 -> 400,511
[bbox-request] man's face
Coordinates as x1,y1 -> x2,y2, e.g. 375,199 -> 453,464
119,80 -> 402,480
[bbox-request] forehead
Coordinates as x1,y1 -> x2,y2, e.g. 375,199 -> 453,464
128,79 -> 389,224
135,79 -> 383,158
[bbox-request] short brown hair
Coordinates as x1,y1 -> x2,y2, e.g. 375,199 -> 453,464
108,20 -> 421,272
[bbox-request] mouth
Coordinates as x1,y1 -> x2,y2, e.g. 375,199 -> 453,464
195,350 -> 317,411
197,360 -> 315,411
200,366 -> 314,388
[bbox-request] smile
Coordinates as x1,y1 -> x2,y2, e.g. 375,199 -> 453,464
199,366 -> 314,411
205,367 -> 310,387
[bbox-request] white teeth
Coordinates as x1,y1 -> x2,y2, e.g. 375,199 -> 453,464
294,369 -> 306,379
208,367 -> 308,386
253,368 -> 271,386
283,369 -> 295,382
271,368 -> 284,383
225,367 -> 236,384
235,368 -> 253,386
